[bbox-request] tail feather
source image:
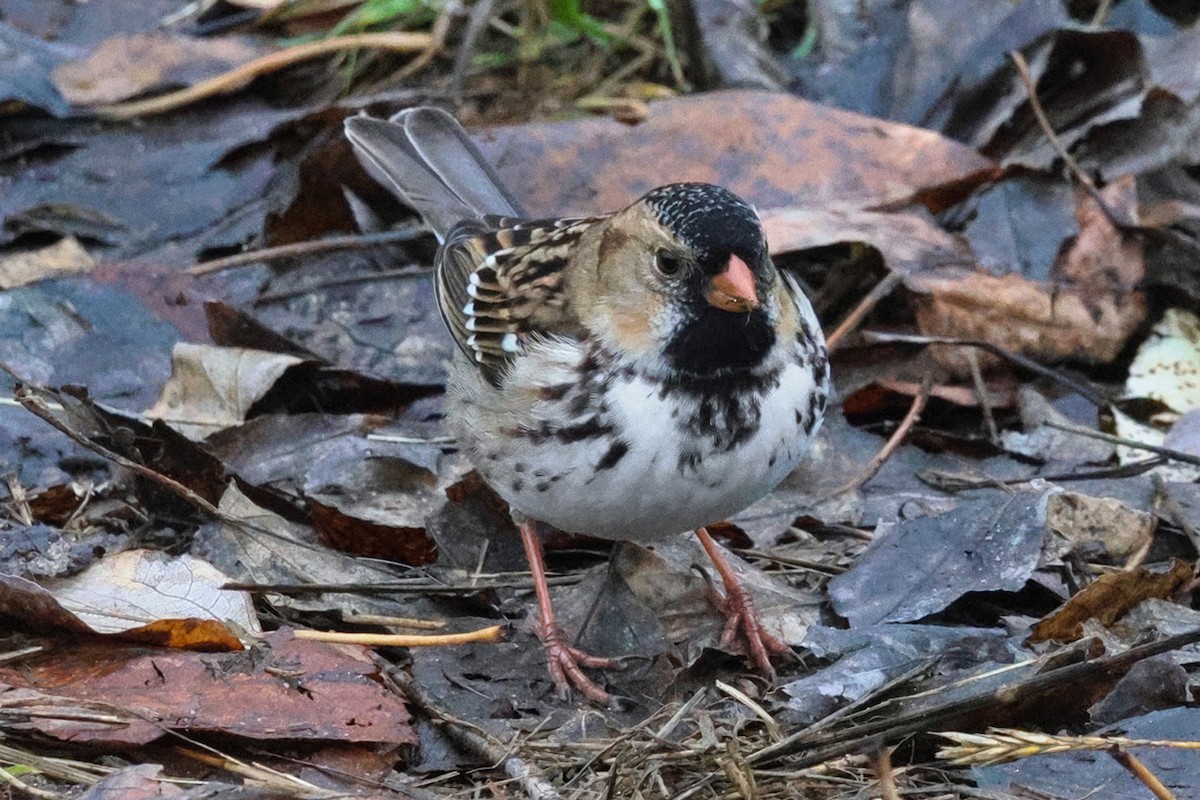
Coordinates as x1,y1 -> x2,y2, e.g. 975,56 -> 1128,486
344,107 -> 525,241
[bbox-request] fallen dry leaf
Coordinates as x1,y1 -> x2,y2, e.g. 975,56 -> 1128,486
197,483 -> 431,620
476,89 -> 993,217
1043,490 -> 1157,566
909,270 -> 1144,373
829,486 -> 1052,627
146,342 -> 307,440
52,32 -> 268,106
761,206 -> 975,266
909,180 -> 1145,374
1124,307 -> 1200,413
1028,559 -> 1194,644
0,549 -> 257,650
0,236 -> 95,289
75,764 -> 181,800
0,629 -> 415,747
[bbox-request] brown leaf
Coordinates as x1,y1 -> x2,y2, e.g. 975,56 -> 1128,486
476,89 -> 992,217
310,497 -> 439,566
146,342 -> 307,440
1029,560 -> 1193,644
305,455 -> 441,566
1043,491 -> 1158,566
910,271 -> 1144,372
761,207 -> 975,266
909,178 -> 1146,373
0,630 -> 415,747
52,32 -> 267,106
0,549 -> 258,650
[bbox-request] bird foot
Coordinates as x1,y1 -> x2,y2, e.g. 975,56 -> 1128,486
694,527 -> 790,678
536,619 -> 622,706
704,576 -> 790,677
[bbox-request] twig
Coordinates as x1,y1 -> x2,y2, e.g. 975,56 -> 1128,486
0,766 -> 62,800
919,459 -> 1161,492
293,624 -> 504,647
255,266 -> 432,304
1109,746 -> 1176,800
1011,45 -> 1200,269
803,657 -> 939,735
826,271 -> 903,353
222,572 -> 582,595
11,384 -> 224,519
2,367 -> 347,557
836,376 -> 930,494
187,227 -> 426,276
343,612 -> 444,630
745,626 -> 1200,771
715,680 -> 782,742
965,349 -> 999,445
873,746 -> 900,800
384,668 -> 564,800
367,432 -> 456,445
450,0 -> 498,100
1090,0 -> 1116,26
1042,420 -> 1200,467
861,331 -> 1110,407
93,32 -> 432,119
385,0 -> 453,84
0,645 -> 45,665
175,747 -> 332,798
1008,50 -> 1126,228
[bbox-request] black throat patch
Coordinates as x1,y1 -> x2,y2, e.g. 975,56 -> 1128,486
665,305 -> 775,377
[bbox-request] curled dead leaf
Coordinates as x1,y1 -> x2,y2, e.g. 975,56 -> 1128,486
1029,560 -> 1193,644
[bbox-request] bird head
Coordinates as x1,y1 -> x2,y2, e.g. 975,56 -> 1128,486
585,183 -> 779,379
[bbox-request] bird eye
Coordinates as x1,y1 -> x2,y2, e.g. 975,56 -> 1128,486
655,250 -> 682,276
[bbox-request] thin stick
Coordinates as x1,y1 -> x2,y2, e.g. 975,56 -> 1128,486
1042,420 -> 1200,467
837,376 -> 931,494
255,266 -> 432,304
1011,48 -> 1200,269
450,0 -> 498,99
0,766 -> 61,800
920,459 -> 1160,492
747,627 -> 1200,770
873,746 -> 901,800
11,384 -> 223,519
343,612 -> 444,630
1109,746 -> 1176,800
221,573 -> 583,594
175,747 -> 328,797
862,331 -> 1110,407
385,667 -> 565,800
94,32 -> 432,119
965,349 -> 999,445
385,0 -> 452,83
1008,50 -> 1125,228
826,271 -> 903,353
293,625 -> 503,647
187,227 -> 426,276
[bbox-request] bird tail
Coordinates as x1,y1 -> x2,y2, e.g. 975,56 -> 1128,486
344,108 -> 526,242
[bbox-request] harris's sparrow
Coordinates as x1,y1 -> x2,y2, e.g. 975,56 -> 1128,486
345,108 -> 830,704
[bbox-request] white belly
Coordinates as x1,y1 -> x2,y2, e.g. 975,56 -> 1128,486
448,340 -> 826,541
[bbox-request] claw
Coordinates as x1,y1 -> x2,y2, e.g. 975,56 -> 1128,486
521,521 -> 623,705
695,527 -> 790,677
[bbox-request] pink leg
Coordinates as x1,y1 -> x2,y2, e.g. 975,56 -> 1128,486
519,521 -> 620,704
694,527 -> 789,676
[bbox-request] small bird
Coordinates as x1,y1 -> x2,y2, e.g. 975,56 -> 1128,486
346,108 -> 829,704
